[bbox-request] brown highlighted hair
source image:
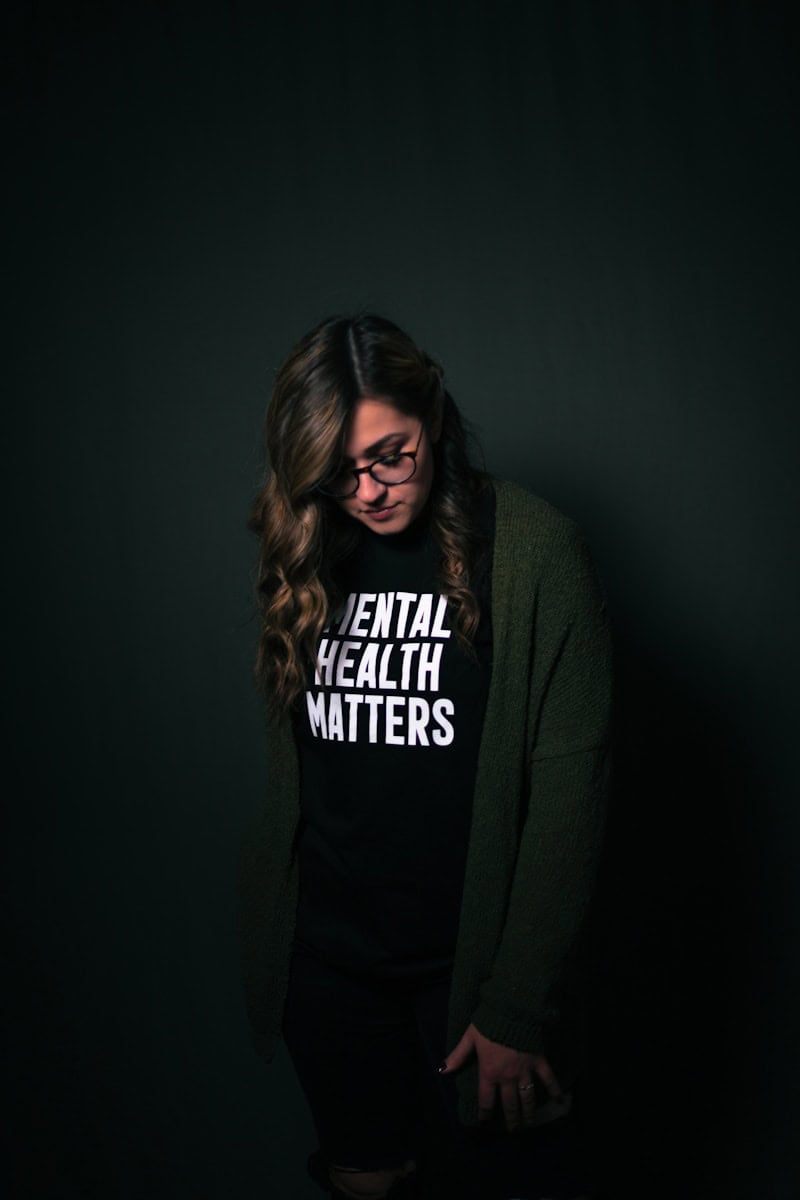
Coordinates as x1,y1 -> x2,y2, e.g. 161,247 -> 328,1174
250,314 -> 488,711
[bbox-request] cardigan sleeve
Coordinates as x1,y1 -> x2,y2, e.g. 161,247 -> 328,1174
471,520 -> 613,1054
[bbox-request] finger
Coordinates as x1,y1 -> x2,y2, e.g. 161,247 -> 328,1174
477,1075 -> 496,1123
500,1080 -> 522,1133
438,1028 -> 475,1075
533,1055 -> 565,1104
518,1076 -> 538,1128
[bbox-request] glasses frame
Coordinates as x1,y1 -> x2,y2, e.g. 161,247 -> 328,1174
317,422 -> 426,499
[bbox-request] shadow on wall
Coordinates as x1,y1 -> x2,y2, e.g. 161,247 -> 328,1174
584,639 -> 763,1200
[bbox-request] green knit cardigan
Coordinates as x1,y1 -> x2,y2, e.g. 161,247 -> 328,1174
239,479 -> 613,1126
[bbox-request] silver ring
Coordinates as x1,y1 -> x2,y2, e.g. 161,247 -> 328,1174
518,1083 -> 536,1092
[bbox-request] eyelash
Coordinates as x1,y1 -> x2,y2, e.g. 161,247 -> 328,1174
343,448 -> 403,468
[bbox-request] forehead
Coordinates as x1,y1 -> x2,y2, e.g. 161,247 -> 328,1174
343,398 -> 415,458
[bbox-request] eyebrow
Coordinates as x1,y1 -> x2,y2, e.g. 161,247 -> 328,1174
342,431 -> 407,464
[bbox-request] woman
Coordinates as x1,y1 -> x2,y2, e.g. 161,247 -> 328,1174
240,315 -> 613,1200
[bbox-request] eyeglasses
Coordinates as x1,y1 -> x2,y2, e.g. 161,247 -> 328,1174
317,423 -> 426,499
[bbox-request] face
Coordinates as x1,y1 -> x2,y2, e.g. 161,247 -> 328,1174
334,397 -> 438,535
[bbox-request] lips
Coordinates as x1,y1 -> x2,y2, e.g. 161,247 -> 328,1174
363,503 -> 399,521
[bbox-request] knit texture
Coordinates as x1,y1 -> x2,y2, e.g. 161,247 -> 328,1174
238,479 -> 613,1127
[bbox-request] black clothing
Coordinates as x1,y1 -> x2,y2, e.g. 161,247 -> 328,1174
293,489 -> 494,978
283,946 -> 591,1198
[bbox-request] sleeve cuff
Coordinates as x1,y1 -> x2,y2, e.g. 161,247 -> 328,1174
470,999 -> 547,1055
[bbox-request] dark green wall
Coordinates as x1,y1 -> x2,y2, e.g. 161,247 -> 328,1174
6,3 -> 798,1197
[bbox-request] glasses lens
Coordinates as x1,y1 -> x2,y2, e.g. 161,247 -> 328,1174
318,452 -> 417,497
371,455 -> 416,485
320,469 -> 358,498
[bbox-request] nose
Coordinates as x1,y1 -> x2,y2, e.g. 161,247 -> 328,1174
357,471 -> 388,505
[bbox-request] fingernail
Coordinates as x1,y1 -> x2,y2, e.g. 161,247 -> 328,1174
437,1061 -> 448,1073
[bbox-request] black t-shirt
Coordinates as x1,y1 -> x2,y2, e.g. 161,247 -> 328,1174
293,485 -> 495,979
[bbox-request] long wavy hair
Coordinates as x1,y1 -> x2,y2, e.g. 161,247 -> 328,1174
250,314 -> 489,711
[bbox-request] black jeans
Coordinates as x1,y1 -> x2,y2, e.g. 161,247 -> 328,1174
282,945 -> 591,1198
